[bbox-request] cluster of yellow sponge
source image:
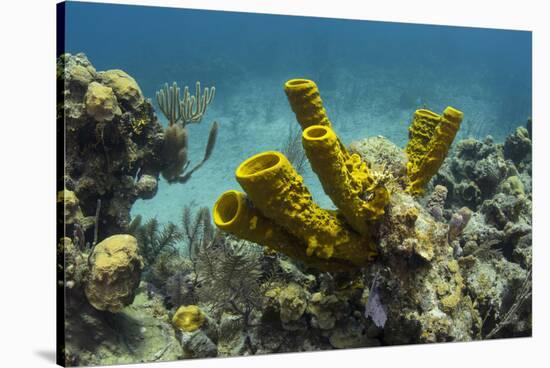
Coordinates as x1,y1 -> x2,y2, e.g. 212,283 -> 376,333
213,79 -> 462,270
405,107 -> 463,196
213,79 -> 390,271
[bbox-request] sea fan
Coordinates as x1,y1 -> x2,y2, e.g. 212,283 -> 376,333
129,216 -> 182,266
196,235 -> 263,325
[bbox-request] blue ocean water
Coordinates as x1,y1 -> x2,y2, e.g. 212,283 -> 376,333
63,1 -> 532,226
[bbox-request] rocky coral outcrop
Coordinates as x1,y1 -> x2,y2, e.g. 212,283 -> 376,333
433,123 -> 532,210
58,53 -> 166,239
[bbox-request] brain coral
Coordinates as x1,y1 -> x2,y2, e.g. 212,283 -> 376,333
85,234 -> 144,312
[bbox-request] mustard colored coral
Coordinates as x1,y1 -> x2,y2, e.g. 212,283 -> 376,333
284,79 -> 332,129
302,125 -> 389,235
84,81 -> 121,122
234,151 -> 373,265
405,107 -> 464,196
172,305 -> 205,332
84,234 -> 144,313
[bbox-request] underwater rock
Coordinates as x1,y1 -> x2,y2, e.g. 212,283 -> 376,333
278,283 -> 309,324
455,181 -> 481,208
64,283 -> 182,366
85,234 -> 144,312
180,330 -> 218,358
512,233 -> 532,268
217,313 -> 247,357
380,190 -> 447,262
504,127 -> 531,164
328,318 -> 378,349
435,128 -> 531,211
264,282 -> 309,326
307,292 -> 342,330
500,175 -> 525,196
374,185 -> 482,344
459,255 -> 529,337
57,189 -> 84,225
480,192 -> 530,231
276,257 -> 316,288
59,237 -> 88,290
58,52 -> 97,100
460,212 -> 505,255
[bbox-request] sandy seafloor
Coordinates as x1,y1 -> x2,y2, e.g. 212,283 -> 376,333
130,64 -> 529,225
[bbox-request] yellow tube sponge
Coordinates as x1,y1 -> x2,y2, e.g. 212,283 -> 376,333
213,190 -> 303,260
213,190 -> 357,271
235,151 -> 373,265
172,305 -> 205,332
406,106 -> 464,196
284,79 -> 332,129
302,125 -> 389,235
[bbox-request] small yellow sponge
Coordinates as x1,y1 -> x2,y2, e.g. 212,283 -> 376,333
172,305 -> 205,332
406,107 -> 463,196
284,79 -> 332,130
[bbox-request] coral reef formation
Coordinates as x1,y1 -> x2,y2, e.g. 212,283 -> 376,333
61,65 -> 531,365
58,53 -> 217,242
59,53 -> 163,238
58,53 -> 220,366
